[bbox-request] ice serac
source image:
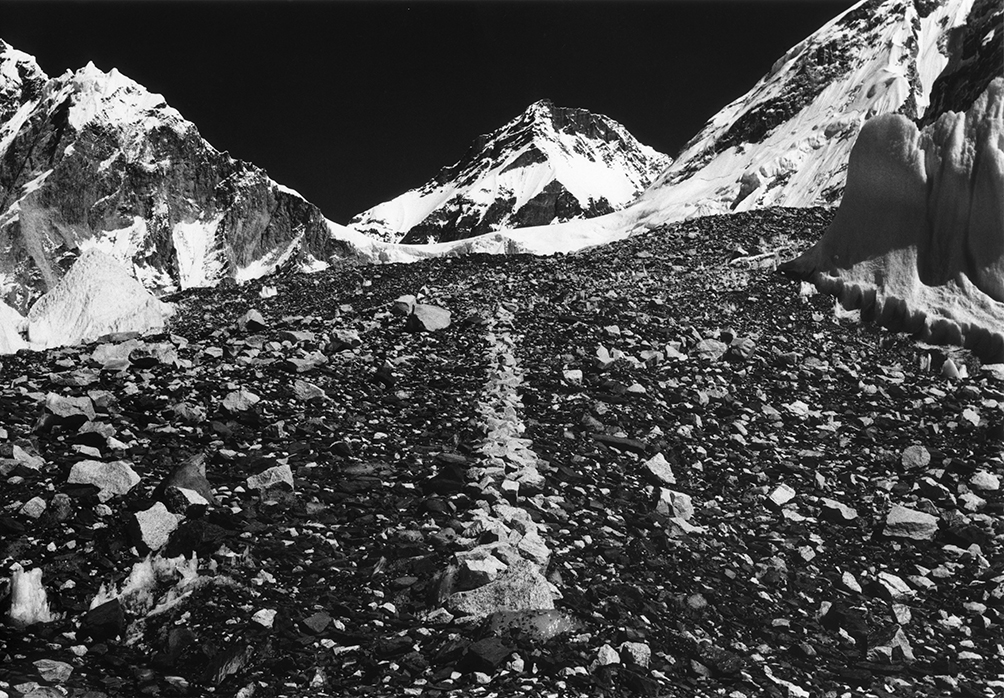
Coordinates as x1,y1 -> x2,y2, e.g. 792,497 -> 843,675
0,42 -> 354,314
26,248 -> 173,349
779,78 -> 1004,361
0,299 -> 27,353
348,99 -> 670,244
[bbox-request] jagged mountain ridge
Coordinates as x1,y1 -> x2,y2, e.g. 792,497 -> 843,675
0,41 -> 355,314
624,0 -> 998,229
347,99 -> 671,244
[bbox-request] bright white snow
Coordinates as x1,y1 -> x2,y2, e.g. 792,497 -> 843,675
781,78 -> 1004,360
172,217 -> 224,289
348,100 -> 670,243
0,301 -> 27,354
26,248 -> 173,350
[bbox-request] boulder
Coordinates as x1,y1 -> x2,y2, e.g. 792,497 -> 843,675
247,463 -> 295,492
656,489 -> 694,520
406,304 -> 451,332
156,452 -> 217,506
130,502 -> 181,551
392,294 -> 417,316
238,309 -> 267,332
884,505 -> 939,540
642,452 -> 676,485
67,460 -> 141,502
446,560 -> 556,617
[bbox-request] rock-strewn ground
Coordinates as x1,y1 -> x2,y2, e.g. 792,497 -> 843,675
1,207 -> 1002,698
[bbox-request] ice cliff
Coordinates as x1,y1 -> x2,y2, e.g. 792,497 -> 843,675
780,77 -> 1004,361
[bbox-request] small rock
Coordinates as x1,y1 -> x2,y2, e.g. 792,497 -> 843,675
642,452 -> 676,485
67,460 -> 141,502
516,530 -> 551,567
246,463 -> 295,492
901,445 -> 931,469
222,390 -> 261,413
238,310 -> 267,332
130,502 -> 180,551
727,336 -> 756,361
49,493 -> 73,522
694,338 -> 728,361
841,571 -> 863,593
562,369 -> 583,385
820,498 -> 858,523
458,554 -> 508,589
406,304 -> 451,332
302,611 -> 332,634
619,641 -> 651,668
164,486 -> 210,517
33,659 -> 73,683
767,484 -> 796,508
157,452 -> 216,505
463,637 -> 513,673
19,497 -> 47,520
591,644 -> 621,671
958,491 -> 987,511
942,358 -> 961,379
867,625 -> 915,663
873,572 -> 915,601
329,328 -> 361,351
45,393 -> 96,421
392,294 -> 417,316
656,489 -> 694,520
969,470 -> 1000,491
280,330 -> 316,344
251,609 -> 277,628
884,505 -> 939,540
293,379 -> 327,401
81,598 -> 125,642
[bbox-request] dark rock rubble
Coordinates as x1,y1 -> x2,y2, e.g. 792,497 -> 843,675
1,207 -> 1002,698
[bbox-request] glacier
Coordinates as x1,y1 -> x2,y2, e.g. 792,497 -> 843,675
779,78 -> 1004,361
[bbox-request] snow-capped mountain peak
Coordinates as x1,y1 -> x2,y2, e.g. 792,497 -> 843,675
0,43 -> 353,314
625,0 -> 992,229
348,99 -> 671,244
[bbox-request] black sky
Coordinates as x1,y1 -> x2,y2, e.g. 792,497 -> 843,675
4,0 -> 856,224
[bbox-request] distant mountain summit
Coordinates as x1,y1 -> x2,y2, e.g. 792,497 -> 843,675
0,41 -> 352,313
625,0 -> 1000,229
348,99 -> 671,244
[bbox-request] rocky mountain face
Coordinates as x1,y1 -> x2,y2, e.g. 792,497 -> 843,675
347,100 -> 671,244
0,41 -> 353,315
623,0 -> 998,230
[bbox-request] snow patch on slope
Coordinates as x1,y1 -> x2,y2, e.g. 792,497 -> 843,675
172,217 -> 224,289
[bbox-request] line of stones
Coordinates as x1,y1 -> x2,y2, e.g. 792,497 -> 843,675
440,303 -> 559,618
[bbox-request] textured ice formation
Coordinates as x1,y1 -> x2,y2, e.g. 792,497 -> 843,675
780,78 -> 1004,360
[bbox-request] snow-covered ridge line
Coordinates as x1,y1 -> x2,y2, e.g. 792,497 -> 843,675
348,99 -> 670,245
